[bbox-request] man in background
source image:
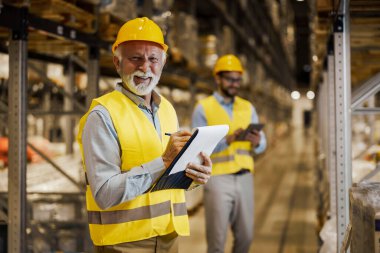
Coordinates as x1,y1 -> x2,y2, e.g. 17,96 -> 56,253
192,54 -> 267,253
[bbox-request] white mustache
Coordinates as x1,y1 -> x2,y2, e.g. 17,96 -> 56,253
120,69 -> 160,96
133,71 -> 154,79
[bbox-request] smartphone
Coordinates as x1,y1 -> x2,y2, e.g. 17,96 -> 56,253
237,123 -> 264,140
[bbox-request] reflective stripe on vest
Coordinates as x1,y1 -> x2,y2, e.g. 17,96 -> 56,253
211,149 -> 251,164
88,201 -> 187,225
199,96 -> 254,175
77,90 -> 189,245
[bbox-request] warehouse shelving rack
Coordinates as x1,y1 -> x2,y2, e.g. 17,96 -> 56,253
201,0 -> 295,90
317,0 -> 380,252
318,7 -> 352,253
0,3 -> 103,253
0,1 -> 297,252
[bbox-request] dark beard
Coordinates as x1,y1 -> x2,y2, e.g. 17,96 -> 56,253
220,86 -> 236,98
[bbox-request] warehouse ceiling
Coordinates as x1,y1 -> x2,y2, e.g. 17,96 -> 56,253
291,0 -> 311,89
0,0 -> 378,93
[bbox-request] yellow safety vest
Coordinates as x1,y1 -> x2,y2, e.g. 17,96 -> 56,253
77,90 -> 189,246
199,95 -> 254,175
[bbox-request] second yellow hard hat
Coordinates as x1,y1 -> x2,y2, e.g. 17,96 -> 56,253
112,17 -> 168,53
213,54 -> 244,75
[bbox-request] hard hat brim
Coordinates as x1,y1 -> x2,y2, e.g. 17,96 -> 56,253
112,40 -> 169,54
213,69 -> 244,76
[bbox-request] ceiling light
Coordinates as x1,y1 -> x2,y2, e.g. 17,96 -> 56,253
312,55 -> 318,62
306,91 -> 315,100
291,91 -> 301,100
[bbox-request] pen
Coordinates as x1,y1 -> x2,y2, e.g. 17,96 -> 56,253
165,130 -> 182,136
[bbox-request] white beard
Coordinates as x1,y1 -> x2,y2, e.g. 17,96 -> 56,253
121,70 -> 161,96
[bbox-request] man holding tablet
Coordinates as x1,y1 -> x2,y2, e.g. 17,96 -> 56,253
192,54 -> 267,253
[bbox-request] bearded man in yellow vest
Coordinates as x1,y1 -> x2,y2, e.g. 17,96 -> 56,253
192,55 -> 267,253
77,17 -> 212,253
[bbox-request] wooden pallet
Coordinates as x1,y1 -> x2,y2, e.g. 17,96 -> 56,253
29,0 -> 95,33
27,30 -> 86,56
99,13 -> 124,42
29,40 -> 86,56
3,0 -> 30,7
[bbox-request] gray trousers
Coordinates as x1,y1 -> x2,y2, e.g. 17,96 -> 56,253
204,172 -> 254,253
94,232 -> 178,253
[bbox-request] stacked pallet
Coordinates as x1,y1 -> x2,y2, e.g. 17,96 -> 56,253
30,0 -> 95,33
98,0 -> 137,42
4,0 -> 96,33
28,32 -> 86,56
350,182 -> 380,253
98,13 -> 123,42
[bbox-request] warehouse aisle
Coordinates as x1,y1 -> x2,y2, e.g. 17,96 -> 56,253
179,128 -> 319,253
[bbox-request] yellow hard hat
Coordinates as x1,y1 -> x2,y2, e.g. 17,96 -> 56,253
112,17 -> 168,53
213,54 -> 244,75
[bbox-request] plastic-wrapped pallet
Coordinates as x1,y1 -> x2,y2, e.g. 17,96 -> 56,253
376,217 -> 380,253
219,26 -> 234,56
266,0 -> 280,31
352,159 -> 376,183
350,186 -> 366,252
152,0 -> 174,12
350,182 -> 380,253
100,0 -> 136,22
169,12 -> 199,67
199,35 -> 218,69
319,216 -> 337,253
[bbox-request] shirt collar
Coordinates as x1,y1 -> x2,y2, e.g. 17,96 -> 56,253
213,91 -> 235,105
115,83 -> 161,110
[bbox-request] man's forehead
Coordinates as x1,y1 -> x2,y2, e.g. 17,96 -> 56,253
119,41 -> 163,54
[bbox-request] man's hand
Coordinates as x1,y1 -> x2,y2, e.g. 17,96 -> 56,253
245,129 -> 261,147
226,128 -> 244,145
162,130 -> 192,168
185,152 -> 212,184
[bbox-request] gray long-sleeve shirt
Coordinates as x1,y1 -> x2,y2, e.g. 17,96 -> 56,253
82,84 -> 168,210
192,92 -> 266,154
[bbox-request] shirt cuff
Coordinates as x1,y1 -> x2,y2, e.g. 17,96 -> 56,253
254,132 -> 266,154
142,157 -> 166,183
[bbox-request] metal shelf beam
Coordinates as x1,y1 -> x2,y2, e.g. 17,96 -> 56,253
29,63 -> 86,112
333,1 -> 352,250
0,4 -> 111,51
63,57 -> 75,154
8,30 -> 28,253
351,107 -> 380,114
351,72 -> 380,109
327,50 -> 337,218
86,47 -> 100,109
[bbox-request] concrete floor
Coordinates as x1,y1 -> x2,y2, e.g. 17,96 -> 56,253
180,129 -> 320,253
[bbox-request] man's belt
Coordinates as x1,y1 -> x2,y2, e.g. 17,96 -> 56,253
234,169 -> 250,175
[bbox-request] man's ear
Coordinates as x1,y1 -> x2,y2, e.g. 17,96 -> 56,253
113,55 -> 121,72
